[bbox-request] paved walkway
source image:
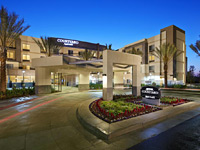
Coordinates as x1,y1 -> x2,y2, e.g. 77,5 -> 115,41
0,88 -> 199,150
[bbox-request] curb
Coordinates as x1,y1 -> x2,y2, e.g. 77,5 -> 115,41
161,89 -> 200,95
77,99 -> 200,141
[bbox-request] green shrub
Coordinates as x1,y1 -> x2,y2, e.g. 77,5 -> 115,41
0,88 -> 35,100
173,84 -> 187,88
152,82 -> 156,86
90,83 -> 103,89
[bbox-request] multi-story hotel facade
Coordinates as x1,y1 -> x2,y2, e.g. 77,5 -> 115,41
120,25 -> 187,86
3,25 -> 186,89
4,35 -> 105,87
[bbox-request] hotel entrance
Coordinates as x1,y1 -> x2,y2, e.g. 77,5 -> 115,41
51,72 -> 62,92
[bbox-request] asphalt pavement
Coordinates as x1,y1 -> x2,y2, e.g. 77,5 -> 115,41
128,114 -> 200,150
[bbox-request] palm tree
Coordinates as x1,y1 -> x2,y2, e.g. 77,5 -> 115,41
81,49 -> 94,61
105,44 -> 112,50
127,47 -> 143,56
153,43 -> 182,88
33,36 -> 61,57
0,6 -> 30,92
190,40 -> 200,56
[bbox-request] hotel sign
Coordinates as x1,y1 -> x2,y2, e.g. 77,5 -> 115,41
141,86 -> 160,99
57,39 -> 79,46
49,37 -> 106,51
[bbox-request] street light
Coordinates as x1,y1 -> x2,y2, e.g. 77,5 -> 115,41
22,70 -> 25,84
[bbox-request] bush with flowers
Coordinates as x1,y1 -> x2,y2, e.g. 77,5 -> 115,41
89,95 -> 161,123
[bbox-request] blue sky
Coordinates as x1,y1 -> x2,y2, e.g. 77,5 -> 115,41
1,0 -> 200,73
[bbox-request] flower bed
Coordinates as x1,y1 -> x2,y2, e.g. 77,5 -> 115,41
89,95 -> 161,123
160,97 -> 191,105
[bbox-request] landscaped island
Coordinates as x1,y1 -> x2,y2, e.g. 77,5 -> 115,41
89,95 -> 191,123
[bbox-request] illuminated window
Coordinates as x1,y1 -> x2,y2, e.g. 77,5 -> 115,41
22,65 -> 30,69
23,54 -> 30,60
10,76 -> 16,82
7,51 -> 15,59
22,44 -> 30,50
26,66 -> 30,70
149,55 -> 155,62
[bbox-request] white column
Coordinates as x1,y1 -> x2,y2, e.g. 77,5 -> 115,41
35,67 -> 51,94
132,65 -> 141,96
78,72 -> 90,90
103,50 -> 113,101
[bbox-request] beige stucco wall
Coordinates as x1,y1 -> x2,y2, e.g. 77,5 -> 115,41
114,72 -> 124,85
32,55 -> 63,68
103,50 -> 142,100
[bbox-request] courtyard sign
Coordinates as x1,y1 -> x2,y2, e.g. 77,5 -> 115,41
49,37 -> 106,50
57,39 -> 79,46
141,86 -> 161,99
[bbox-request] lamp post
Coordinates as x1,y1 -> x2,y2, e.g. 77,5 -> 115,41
97,72 -> 100,84
150,73 -> 152,85
22,70 -> 25,87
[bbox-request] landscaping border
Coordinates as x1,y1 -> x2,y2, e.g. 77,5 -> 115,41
77,99 -> 200,141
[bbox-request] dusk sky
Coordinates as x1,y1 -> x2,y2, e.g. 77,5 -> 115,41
1,0 -> 200,73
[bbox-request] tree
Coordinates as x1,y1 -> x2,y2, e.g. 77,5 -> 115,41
186,66 -> 196,83
127,47 -> 143,56
0,6 -> 30,92
80,49 -> 94,61
33,36 -> 61,57
105,44 -> 112,50
153,43 -> 182,88
190,40 -> 200,56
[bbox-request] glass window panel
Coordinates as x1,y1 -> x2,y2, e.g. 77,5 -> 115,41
23,54 -> 30,60
23,44 -> 30,50
26,66 -> 30,70
7,51 -> 15,59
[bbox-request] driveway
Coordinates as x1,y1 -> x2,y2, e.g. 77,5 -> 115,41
0,89 -> 132,150
0,88 -> 199,150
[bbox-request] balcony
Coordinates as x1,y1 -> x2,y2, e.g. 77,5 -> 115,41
149,60 -> 155,63
22,59 -> 30,62
22,49 -> 30,52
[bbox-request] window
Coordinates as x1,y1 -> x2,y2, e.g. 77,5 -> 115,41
6,41 -> 16,48
6,64 -> 14,69
41,48 -> 46,53
23,65 -> 30,70
149,66 -> 155,73
7,51 -> 15,59
26,66 -> 30,70
149,55 -> 155,62
127,79 -> 131,84
22,44 -> 30,50
149,45 -> 155,52
23,54 -> 30,60
68,50 -> 73,55
78,51 -> 83,56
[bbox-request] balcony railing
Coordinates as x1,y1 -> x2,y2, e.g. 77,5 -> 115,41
22,49 -> 30,51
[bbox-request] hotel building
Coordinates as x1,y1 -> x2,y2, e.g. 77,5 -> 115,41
120,25 -> 187,85
2,25 -> 186,89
